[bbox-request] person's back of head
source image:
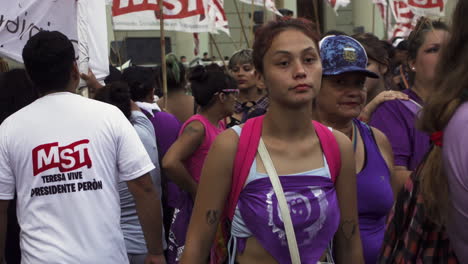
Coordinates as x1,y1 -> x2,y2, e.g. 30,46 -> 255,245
94,81 -> 132,120
155,53 -> 186,94
104,65 -> 122,85
0,68 -> 39,124
121,66 -> 155,102
189,65 -> 237,109
22,31 -> 76,95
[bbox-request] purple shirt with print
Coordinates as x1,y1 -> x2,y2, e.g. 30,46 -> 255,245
443,102 -> 468,263
369,89 -> 430,171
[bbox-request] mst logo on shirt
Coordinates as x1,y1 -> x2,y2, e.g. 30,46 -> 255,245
32,139 -> 92,176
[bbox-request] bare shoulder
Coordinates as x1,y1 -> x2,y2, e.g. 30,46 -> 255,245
331,129 -> 353,152
370,127 -> 392,152
181,120 -> 205,136
211,128 -> 239,155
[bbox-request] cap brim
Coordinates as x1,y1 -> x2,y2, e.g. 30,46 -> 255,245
323,66 -> 379,79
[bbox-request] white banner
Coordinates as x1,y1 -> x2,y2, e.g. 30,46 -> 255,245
78,0 -> 110,80
388,0 -> 446,38
238,0 -> 282,16
111,0 -> 229,34
325,0 -> 351,13
0,0 -> 109,80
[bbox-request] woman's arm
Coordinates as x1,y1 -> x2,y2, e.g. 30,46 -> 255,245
162,121 -> 205,199
360,91 -> 409,123
371,127 -> 400,199
332,130 -> 365,264
180,130 -> 238,264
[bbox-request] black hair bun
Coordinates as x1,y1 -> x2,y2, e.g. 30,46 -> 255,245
188,65 -> 208,83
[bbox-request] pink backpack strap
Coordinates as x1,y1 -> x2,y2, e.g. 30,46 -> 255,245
313,121 -> 341,183
226,116 -> 264,220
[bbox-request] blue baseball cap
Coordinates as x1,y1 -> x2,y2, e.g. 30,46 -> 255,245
319,35 -> 379,78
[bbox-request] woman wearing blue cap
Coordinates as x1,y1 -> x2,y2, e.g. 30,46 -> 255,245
313,35 -> 396,264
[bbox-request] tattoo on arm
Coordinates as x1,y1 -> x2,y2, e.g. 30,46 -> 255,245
339,220 -> 357,242
183,125 -> 200,135
206,210 -> 219,225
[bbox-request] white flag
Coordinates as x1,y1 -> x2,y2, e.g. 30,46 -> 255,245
325,0 -> 351,13
238,0 -> 282,16
0,0 -> 109,80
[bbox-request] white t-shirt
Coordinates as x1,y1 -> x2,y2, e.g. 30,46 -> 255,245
0,92 -> 155,264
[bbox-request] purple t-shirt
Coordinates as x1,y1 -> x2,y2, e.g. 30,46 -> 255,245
443,102 -> 468,262
369,89 -> 430,171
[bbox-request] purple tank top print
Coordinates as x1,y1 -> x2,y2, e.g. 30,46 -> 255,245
237,175 -> 340,264
354,119 -> 393,264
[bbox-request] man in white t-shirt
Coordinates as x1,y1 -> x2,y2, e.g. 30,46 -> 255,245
0,31 -> 166,264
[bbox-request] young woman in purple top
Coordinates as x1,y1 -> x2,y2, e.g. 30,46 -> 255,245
369,19 -> 449,192
162,67 -> 238,263
417,1 -> 468,261
314,35 -> 395,264
180,18 -> 364,264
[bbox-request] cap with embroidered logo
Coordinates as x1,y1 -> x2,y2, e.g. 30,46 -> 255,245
319,35 -> 379,78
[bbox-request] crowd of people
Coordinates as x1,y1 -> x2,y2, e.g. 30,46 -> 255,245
1,1 -> 468,263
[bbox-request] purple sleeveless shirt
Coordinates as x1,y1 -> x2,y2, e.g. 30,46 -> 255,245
354,119 -> 393,264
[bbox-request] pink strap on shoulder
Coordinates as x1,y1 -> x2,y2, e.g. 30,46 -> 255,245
312,121 -> 341,183
226,116 -> 264,220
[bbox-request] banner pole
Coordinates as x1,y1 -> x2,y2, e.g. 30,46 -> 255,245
372,3 -> 376,34
234,0 -> 250,47
312,0 -> 322,35
209,33 -> 227,69
249,0 -> 255,48
159,0 -> 168,110
385,0 -> 390,40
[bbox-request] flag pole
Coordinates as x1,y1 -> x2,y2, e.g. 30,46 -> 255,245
234,0 -> 250,48
209,33 -> 227,69
312,0 -> 322,35
372,3 -> 376,34
385,0 -> 390,40
249,0 -> 255,48
158,1 -> 168,110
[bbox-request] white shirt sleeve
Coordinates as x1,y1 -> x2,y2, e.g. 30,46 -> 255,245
0,122 -> 15,200
114,110 -> 155,182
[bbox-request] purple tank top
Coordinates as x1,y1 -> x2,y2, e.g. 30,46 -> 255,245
236,174 -> 340,264
354,119 -> 394,264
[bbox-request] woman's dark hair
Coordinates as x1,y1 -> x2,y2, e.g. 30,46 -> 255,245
121,66 -> 155,102
155,53 -> 187,93
22,31 -> 75,94
0,69 -> 39,124
94,81 -> 132,120
189,65 -> 237,108
104,65 -> 122,85
353,33 -> 389,66
253,18 -> 320,75
406,18 -> 448,85
228,49 -> 253,70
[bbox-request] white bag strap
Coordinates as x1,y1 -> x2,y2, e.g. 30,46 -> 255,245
258,138 -> 301,264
